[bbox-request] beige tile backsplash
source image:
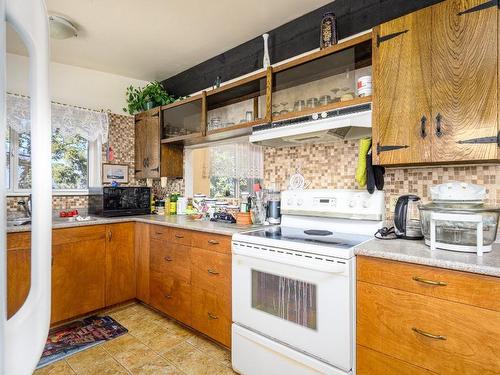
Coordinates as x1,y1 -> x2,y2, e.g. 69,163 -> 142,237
263,140 -> 500,220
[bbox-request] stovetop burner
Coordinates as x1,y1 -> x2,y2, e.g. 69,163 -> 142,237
243,226 -> 371,249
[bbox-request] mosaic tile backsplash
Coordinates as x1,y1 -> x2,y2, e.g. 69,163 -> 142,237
264,140 -> 500,220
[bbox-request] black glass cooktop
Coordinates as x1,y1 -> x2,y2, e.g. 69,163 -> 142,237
243,226 -> 371,249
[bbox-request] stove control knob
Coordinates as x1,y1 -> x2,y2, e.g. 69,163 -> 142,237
287,198 -> 294,206
362,200 -> 369,208
297,198 -> 304,206
349,200 -> 356,208
321,112 -> 328,119
312,113 -> 319,120
330,198 -> 337,207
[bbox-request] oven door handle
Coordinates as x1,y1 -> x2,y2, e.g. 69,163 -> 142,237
232,246 -> 347,274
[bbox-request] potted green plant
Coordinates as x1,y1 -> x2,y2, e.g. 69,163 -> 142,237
123,81 -> 177,115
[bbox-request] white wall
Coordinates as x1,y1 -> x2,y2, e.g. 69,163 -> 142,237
7,53 -> 149,114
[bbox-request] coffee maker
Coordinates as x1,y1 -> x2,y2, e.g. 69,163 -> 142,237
394,195 -> 423,239
267,191 -> 281,224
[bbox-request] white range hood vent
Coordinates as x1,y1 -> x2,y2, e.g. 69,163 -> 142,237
250,103 -> 372,147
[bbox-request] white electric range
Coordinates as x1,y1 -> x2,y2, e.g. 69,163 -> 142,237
231,189 -> 385,375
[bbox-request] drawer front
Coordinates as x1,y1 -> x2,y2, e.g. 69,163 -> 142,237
191,287 -> 231,347
150,271 -> 191,325
191,232 -> 231,254
357,345 -> 437,375
168,228 -> 192,246
357,281 -> 500,374
357,256 -> 500,312
191,247 -> 231,295
150,225 -> 169,241
150,239 -> 191,281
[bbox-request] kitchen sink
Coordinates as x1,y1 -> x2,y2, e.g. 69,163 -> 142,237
7,218 -> 31,227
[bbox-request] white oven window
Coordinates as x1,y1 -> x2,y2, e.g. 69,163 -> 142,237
251,270 -> 317,330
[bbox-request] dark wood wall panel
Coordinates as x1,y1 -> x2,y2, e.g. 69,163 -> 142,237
161,0 -> 443,97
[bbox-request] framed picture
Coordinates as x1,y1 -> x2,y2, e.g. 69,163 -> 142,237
102,163 -> 129,184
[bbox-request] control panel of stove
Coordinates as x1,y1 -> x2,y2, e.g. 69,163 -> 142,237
281,189 -> 385,220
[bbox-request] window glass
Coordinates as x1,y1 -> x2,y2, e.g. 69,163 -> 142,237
17,132 -> 31,189
52,129 -> 89,189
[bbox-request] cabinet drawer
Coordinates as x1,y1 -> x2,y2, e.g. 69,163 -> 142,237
191,232 -> 231,254
168,228 -> 192,246
357,281 -> 500,374
150,225 -> 169,241
150,239 -> 191,281
357,345 -> 437,375
191,287 -> 231,347
357,256 -> 500,312
191,247 -> 230,295
150,271 -> 191,325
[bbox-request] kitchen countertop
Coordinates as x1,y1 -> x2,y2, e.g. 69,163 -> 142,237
7,214 -> 261,236
355,238 -> 500,277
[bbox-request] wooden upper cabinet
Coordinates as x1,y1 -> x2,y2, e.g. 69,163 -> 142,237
372,8 -> 432,165
105,223 -> 136,306
161,93 -> 205,143
431,0 -> 498,162
134,107 -> 161,179
373,0 -> 499,166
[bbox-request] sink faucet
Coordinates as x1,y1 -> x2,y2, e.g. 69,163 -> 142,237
17,194 -> 32,217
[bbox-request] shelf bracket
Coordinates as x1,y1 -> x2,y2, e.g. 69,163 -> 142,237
457,132 -> 500,146
376,30 -> 408,47
458,0 -> 498,15
376,143 -> 409,155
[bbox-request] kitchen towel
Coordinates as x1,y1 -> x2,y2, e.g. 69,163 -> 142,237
366,151 -> 385,194
355,137 -> 372,187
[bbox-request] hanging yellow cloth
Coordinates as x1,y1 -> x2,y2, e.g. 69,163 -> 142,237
355,137 -> 372,187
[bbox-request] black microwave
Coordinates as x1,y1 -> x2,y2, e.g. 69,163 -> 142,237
88,187 -> 151,217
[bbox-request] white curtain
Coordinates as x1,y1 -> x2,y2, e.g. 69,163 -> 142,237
6,93 -> 109,142
209,141 -> 263,179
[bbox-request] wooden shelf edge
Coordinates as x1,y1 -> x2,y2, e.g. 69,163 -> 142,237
206,119 -> 267,136
271,96 -> 372,122
206,70 -> 268,97
161,132 -> 203,144
160,93 -> 205,111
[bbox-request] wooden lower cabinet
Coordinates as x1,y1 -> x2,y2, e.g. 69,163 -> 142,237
150,271 -> 192,325
191,287 -> 231,347
105,223 -> 136,306
357,256 -> 500,374
135,222 -> 151,304
7,232 -> 31,319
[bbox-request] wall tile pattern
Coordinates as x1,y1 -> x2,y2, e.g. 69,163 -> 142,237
264,141 -> 500,220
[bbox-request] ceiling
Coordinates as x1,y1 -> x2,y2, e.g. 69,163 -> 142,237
7,0 -> 332,81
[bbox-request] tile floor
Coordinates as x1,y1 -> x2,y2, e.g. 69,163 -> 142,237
34,303 -> 236,375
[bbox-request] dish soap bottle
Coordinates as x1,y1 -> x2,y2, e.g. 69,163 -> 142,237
169,193 -> 178,215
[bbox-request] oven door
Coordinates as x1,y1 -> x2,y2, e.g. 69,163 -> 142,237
232,242 -> 354,371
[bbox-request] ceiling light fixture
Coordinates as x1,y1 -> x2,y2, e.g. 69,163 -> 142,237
48,15 -> 78,39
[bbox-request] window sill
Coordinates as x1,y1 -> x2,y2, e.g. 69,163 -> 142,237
7,190 -> 90,197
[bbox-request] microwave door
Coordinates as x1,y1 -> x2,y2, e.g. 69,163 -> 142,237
0,1 -> 52,374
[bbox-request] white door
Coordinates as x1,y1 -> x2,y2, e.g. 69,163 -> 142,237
0,1 -> 52,374
232,244 -> 354,372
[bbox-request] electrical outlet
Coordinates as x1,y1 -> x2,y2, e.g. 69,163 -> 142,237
389,196 -> 398,213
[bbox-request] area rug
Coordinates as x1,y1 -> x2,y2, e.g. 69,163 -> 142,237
37,315 -> 128,369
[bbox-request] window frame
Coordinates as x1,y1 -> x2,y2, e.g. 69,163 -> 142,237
6,127 -> 101,196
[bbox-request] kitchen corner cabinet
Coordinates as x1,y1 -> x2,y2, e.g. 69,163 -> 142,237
135,107 -> 161,179
372,0 -> 499,166
105,223 -> 136,306
356,256 -> 500,374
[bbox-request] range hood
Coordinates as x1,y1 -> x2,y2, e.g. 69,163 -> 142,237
250,103 -> 372,147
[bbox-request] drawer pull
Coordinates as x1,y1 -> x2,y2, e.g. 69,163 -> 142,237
164,294 -> 173,299
164,256 -> 173,262
412,276 -> 447,286
175,234 -> 184,239
412,327 -> 447,341
207,269 -> 220,275
155,231 -> 163,235
208,239 -> 220,245
208,312 -> 219,320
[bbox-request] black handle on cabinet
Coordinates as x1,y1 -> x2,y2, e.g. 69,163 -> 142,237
420,115 -> 427,138
435,113 -> 443,137
164,256 -> 173,262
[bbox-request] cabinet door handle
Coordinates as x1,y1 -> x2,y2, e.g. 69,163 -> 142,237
164,256 -> 173,262
143,158 -> 147,168
420,115 -> 427,138
107,230 -> 112,242
208,239 -> 219,245
174,234 -> 184,239
155,231 -> 163,235
412,327 -> 446,340
435,113 -> 443,137
207,269 -> 220,275
208,312 -> 219,320
412,276 -> 447,286
165,294 -> 173,299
